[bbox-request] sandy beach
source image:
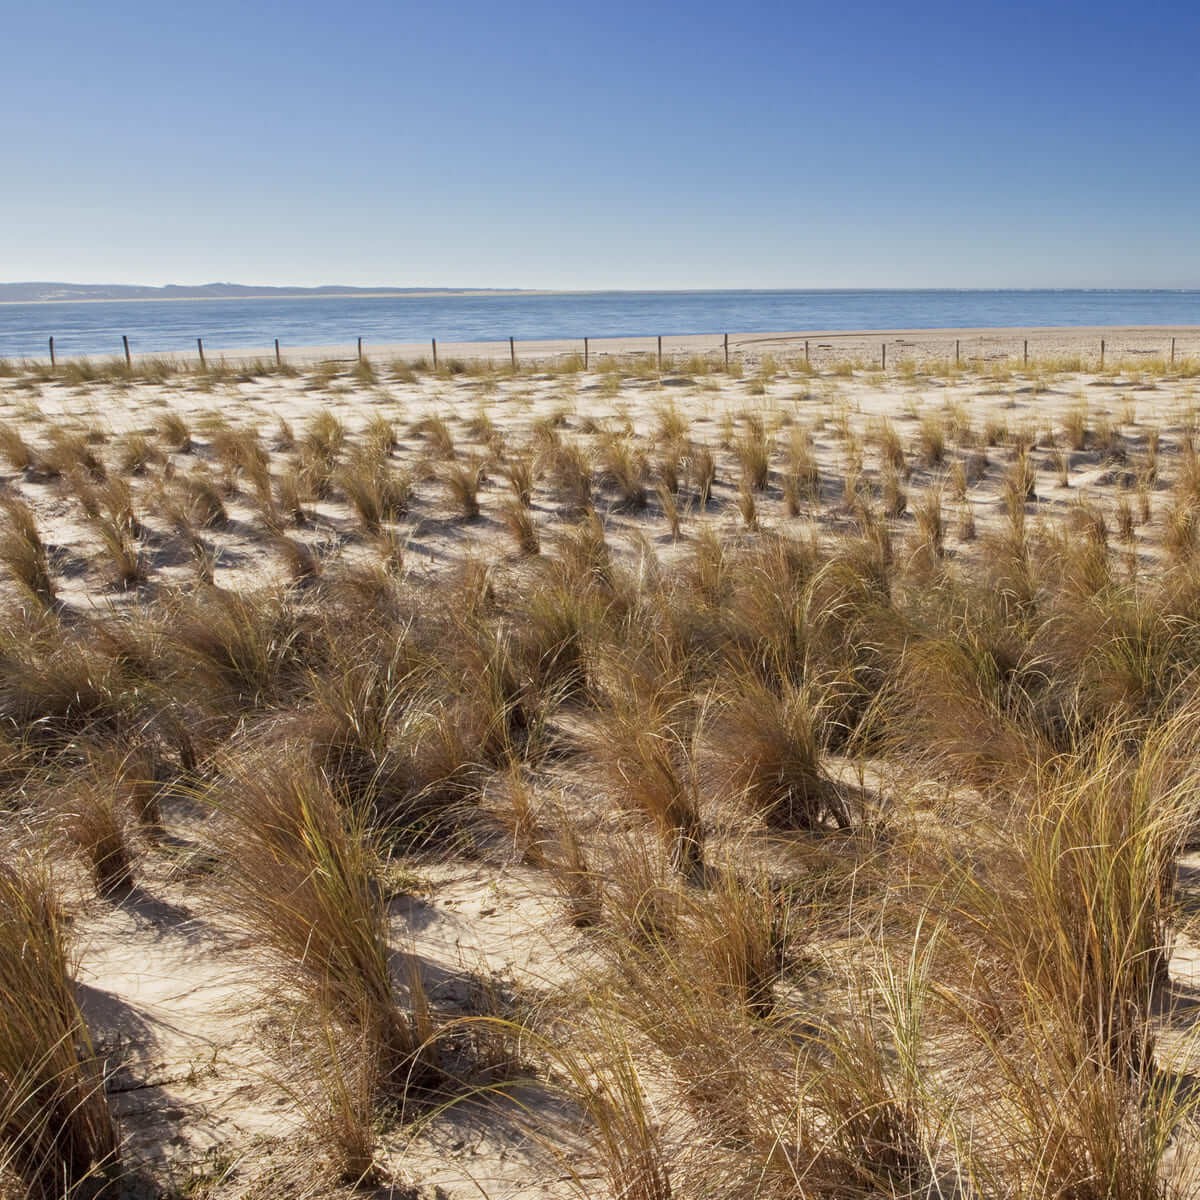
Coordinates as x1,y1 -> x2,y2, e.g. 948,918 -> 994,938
361,324 -> 1200,372
17,323 -> 1200,373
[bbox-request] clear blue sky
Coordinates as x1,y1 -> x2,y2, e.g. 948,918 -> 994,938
4,0 -> 1198,289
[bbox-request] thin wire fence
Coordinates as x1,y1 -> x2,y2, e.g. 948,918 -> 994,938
19,328 -> 1200,374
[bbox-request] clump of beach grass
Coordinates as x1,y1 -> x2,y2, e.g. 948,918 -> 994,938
0,859 -> 121,1197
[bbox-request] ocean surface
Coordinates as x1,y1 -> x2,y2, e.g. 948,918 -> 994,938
3,290 -> 1200,360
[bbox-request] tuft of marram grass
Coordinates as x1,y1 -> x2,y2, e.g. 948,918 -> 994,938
209,755 -> 437,1170
655,479 -> 681,539
707,672 -> 849,830
442,456 -> 485,520
499,456 -> 535,507
275,533 -> 322,582
734,416 -> 773,491
596,434 -> 648,510
90,512 -> 145,591
48,759 -> 139,896
38,428 -> 107,482
181,471 -> 229,529
0,858 -> 121,1197
587,681 -> 705,879
0,496 -> 56,607
338,452 -> 413,532
882,465 -> 907,518
689,443 -> 717,506
917,412 -> 946,466
296,409 -> 346,498
155,410 -> 193,453
541,436 -> 593,512
0,423 -> 35,471
499,498 -> 540,556
165,584 -> 310,710
409,414 -> 456,459
912,487 -> 945,559
116,429 -> 162,476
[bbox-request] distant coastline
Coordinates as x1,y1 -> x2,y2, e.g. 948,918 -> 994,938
6,283 -> 1200,307
0,291 -> 558,306
0,282 -> 547,305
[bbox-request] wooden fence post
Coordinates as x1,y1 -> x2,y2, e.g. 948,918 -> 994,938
657,335 -> 663,370
584,337 -> 589,369
48,336 -> 55,368
724,333 -> 729,368
275,338 -> 281,366
1171,337 -> 1176,365
510,336 -> 516,370
1024,339 -> 1028,366
804,339 -> 810,365
1100,339 -> 1106,370
197,337 -> 205,368
357,336 -> 363,361
431,338 -> 438,370
122,335 -> 131,368
881,342 -> 886,370
955,339 -> 960,365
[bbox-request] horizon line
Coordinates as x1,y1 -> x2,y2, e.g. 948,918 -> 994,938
6,283 -> 1200,302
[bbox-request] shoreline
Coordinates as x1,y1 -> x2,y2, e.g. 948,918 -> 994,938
15,323 -> 1200,369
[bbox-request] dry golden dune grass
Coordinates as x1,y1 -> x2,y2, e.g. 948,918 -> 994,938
6,345 -> 1200,1197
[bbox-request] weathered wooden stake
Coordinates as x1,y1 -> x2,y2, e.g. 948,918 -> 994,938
584,337 -> 589,369
122,335 -> 131,368
1024,339 -> 1029,366
1100,339 -> 1106,369
357,336 -> 363,361
881,342 -> 886,370
48,336 -> 55,367
274,338 -> 281,366
197,337 -> 205,368
724,333 -> 730,368
955,339 -> 960,364
431,338 -> 438,370
657,335 -> 663,370
510,336 -> 516,369
805,339 -> 810,365
1172,337 -> 1177,365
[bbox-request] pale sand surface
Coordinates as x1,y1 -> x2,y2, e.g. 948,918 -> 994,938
4,348 -> 1200,1195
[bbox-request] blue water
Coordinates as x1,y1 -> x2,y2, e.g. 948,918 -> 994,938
3,290 -> 1200,360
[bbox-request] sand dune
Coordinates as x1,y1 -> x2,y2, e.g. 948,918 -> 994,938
2,343 -> 1200,1197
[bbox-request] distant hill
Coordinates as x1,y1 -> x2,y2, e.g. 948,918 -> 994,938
0,282 -> 531,303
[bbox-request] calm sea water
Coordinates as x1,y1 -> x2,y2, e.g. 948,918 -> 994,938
3,290 -> 1200,360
